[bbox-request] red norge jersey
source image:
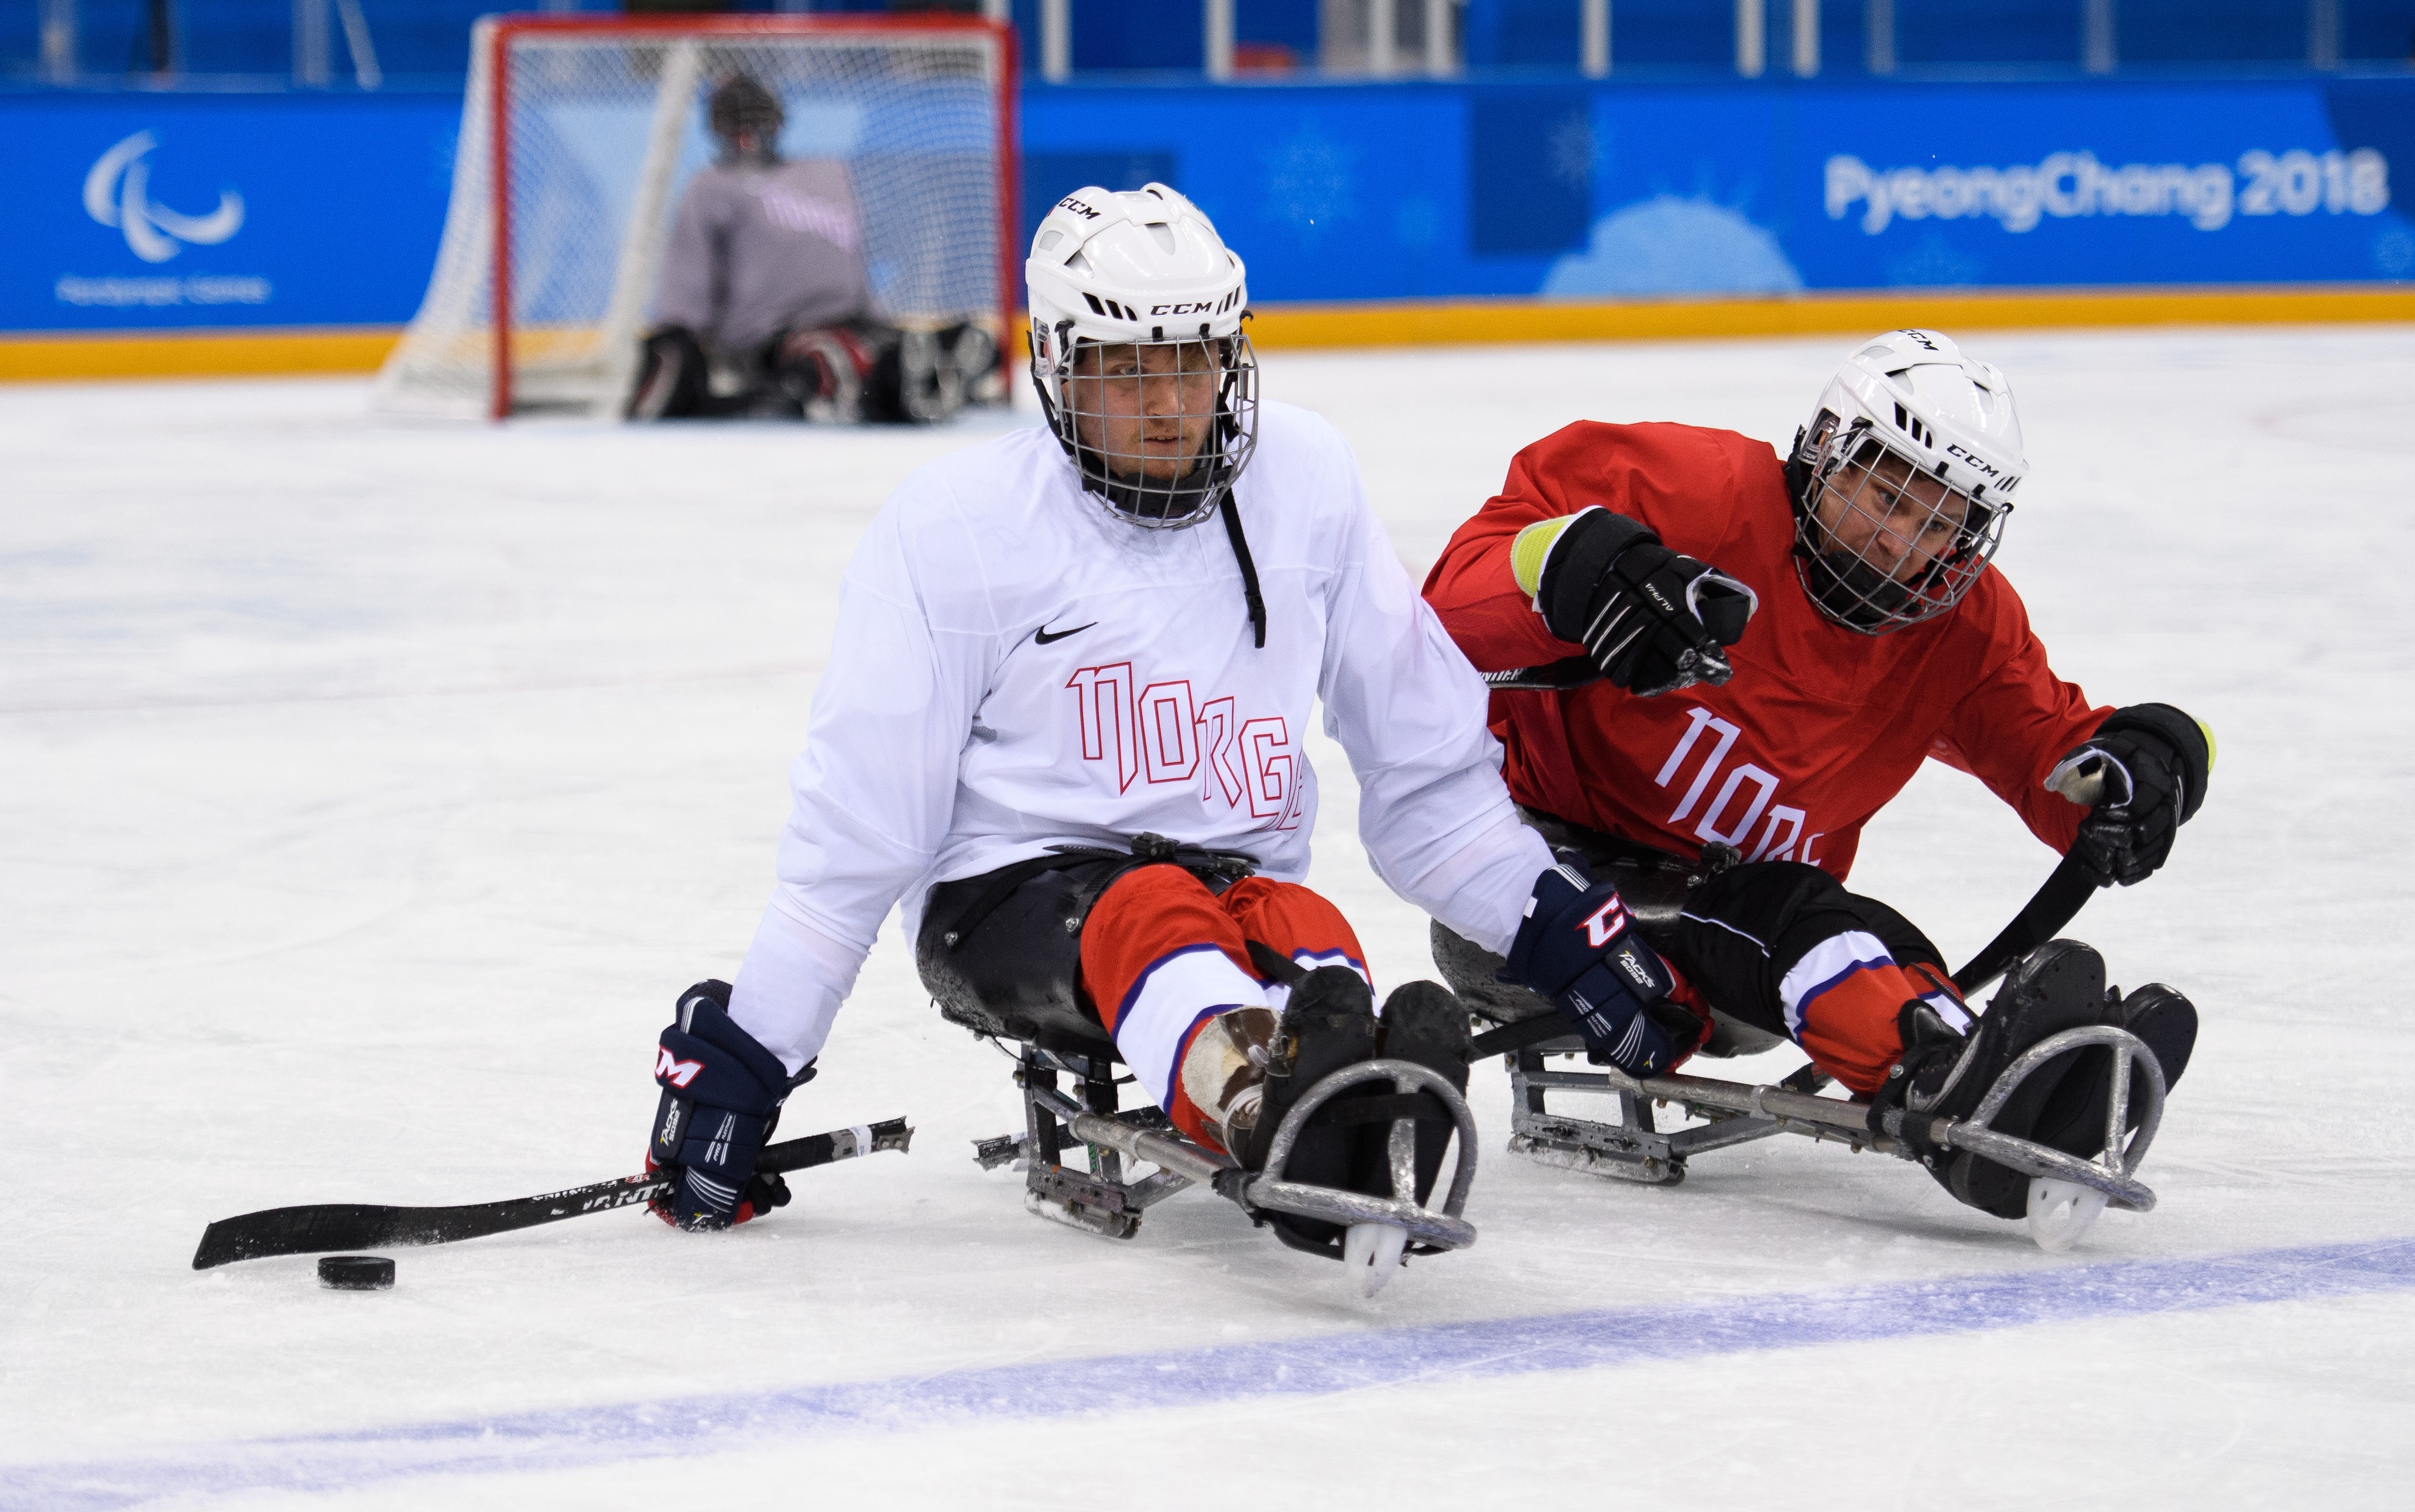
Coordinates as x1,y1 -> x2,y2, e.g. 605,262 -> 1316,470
1422,421 -> 2110,882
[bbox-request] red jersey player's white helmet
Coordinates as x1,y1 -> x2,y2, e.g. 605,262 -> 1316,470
1790,329 -> 2027,635
1025,183 -> 1258,530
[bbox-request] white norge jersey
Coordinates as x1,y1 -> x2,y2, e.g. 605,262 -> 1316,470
728,401 -> 1553,1072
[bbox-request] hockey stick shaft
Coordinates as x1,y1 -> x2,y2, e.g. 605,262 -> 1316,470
1949,757 -> 2117,996
1948,849 -> 2106,997
1482,656 -> 1599,693
191,1117 -> 912,1270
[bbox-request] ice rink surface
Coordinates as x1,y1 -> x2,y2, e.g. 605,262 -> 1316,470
5,329 -> 2414,1508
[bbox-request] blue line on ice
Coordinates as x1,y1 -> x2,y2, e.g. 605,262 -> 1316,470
15,1235 -> 2414,1509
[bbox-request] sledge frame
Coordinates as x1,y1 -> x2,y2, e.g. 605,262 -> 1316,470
1499,1022 -> 2167,1215
972,1041 -> 1481,1254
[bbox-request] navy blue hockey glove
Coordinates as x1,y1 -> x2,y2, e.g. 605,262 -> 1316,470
1501,862 -> 1698,1076
647,980 -> 814,1232
2051,704 -> 2212,887
1530,507 -> 1757,698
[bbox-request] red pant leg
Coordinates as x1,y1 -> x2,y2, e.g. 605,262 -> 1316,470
1215,877 -> 1370,992
1782,945 -> 1971,1096
1078,865 -> 1269,1150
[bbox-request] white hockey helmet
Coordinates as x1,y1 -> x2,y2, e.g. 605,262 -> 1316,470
1025,183 -> 1258,530
1790,328 -> 2027,634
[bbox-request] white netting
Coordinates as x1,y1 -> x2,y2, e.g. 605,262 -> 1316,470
376,19 -> 1008,419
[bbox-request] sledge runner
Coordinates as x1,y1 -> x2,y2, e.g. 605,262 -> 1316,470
1422,328 -> 2211,1225
642,184 -> 1608,1281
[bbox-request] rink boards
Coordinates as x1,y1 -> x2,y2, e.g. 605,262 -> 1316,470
2,72 -> 2411,382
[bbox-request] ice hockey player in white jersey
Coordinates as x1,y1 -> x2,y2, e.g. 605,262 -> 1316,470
641,184 -> 1695,1266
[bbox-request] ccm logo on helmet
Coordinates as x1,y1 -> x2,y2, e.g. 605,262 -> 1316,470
1944,443 -> 2003,478
1057,195 -> 1101,220
1151,290 -> 1245,318
656,1047 -> 704,1088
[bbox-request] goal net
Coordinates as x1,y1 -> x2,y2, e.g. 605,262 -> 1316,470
376,14 -> 1015,420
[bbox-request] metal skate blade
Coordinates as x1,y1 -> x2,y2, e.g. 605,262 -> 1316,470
2026,1176 -> 2109,1253
1020,1189 -> 1138,1242
1343,1222 -> 1409,1297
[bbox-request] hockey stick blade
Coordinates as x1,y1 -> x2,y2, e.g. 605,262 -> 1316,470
191,1117 -> 913,1270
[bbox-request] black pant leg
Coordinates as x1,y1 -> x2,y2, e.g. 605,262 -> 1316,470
1659,860 -> 1944,1042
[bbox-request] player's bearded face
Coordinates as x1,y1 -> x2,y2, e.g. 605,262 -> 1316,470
1066,342 -> 1223,482
1804,446 -> 1980,627
1815,450 -> 1968,583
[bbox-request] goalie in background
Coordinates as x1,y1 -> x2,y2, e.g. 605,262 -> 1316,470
627,72 -> 997,424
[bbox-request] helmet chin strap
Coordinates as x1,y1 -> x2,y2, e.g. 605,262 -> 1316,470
1220,493 -> 1268,650
1072,444 -> 1266,649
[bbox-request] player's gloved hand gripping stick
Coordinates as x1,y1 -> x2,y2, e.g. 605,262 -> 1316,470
2052,703 -> 2212,888
648,979 -> 816,1230
1501,862 -> 1701,1077
1509,506 -> 1758,698
1951,704 -> 2214,997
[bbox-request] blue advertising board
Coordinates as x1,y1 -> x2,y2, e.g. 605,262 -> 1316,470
1024,76 -> 2415,306
2,75 -> 2407,337
0,90 -> 458,332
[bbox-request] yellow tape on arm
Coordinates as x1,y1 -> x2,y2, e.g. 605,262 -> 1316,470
1510,516 -> 1577,600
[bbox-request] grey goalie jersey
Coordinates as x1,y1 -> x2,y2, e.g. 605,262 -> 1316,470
653,157 -> 872,354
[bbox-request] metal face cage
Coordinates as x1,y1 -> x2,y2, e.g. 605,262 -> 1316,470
1792,412 -> 2011,635
1031,321 -> 1262,530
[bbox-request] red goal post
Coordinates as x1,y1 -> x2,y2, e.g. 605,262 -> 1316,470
376,12 -> 1019,420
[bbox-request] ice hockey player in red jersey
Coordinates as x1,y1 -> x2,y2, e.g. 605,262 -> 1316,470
1423,329 -> 2211,1221
638,184 -> 1623,1285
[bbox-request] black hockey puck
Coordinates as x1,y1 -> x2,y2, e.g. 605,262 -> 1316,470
318,1255 -> 395,1290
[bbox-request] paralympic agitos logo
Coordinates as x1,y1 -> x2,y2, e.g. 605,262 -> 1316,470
83,130 -> 245,263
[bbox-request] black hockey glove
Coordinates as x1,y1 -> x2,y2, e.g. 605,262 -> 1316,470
1501,862 -> 1700,1077
1534,508 -> 1757,698
647,980 -> 813,1232
2051,704 -> 2212,887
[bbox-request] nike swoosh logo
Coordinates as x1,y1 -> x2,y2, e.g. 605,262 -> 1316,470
1034,622 -> 1097,645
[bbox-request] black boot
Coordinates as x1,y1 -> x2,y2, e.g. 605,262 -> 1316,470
2024,981 -> 2197,1171
1872,940 -> 2109,1219
1348,981 -> 1472,1209
1244,965 -> 1379,1254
